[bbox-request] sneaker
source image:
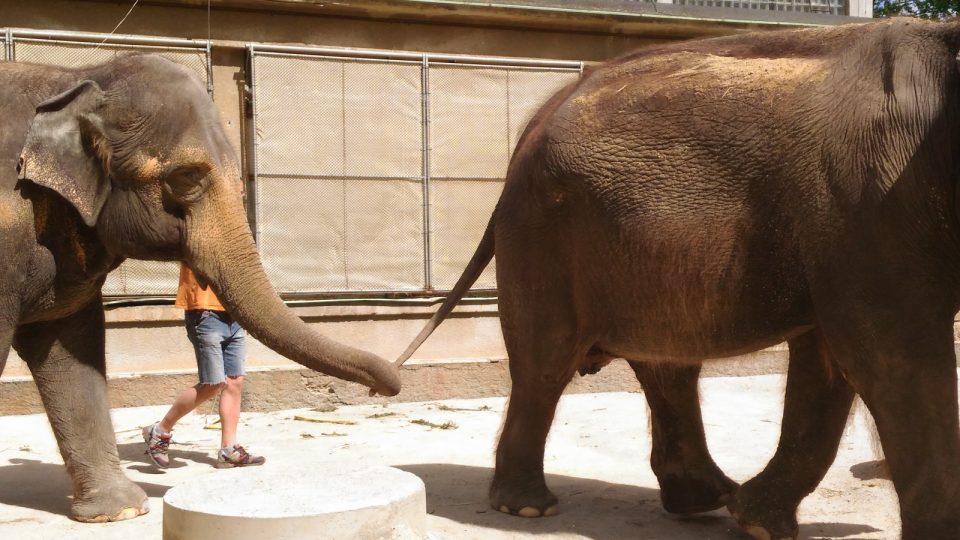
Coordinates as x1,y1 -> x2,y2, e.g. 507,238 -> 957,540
216,444 -> 266,468
142,422 -> 172,468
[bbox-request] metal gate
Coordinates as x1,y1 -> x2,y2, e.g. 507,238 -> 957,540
249,45 -> 581,295
5,29 -> 211,298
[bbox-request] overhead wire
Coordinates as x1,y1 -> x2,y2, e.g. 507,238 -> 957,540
92,0 -> 141,51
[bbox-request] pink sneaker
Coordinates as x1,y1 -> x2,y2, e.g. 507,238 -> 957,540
142,422 -> 172,468
216,444 -> 266,468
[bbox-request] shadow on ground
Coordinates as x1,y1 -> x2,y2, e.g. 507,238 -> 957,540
398,464 -> 882,540
0,459 -> 169,517
849,460 -> 891,481
117,441 -> 218,473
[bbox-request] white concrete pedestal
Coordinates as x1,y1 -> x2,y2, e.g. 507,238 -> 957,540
162,464 -> 426,540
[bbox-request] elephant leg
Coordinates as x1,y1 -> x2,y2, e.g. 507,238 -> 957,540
490,287 -> 586,518
13,299 -> 148,522
728,329 -> 855,540
630,361 -> 738,514
0,322 -> 13,376
824,318 -> 960,539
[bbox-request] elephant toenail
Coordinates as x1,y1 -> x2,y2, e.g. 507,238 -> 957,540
543,506 -> 559,517
498,505 -> 511,514
518,506 -> 541,517
113,507 -> 142,521
743,525 -> 773,540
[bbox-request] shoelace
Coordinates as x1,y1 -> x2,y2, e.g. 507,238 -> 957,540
148,433 -> 171,454
231,445 -> 250,461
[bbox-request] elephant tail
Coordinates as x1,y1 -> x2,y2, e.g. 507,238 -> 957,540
395,214 -> 496,367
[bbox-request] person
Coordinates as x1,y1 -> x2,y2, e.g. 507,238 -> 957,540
142,265 -> 265,469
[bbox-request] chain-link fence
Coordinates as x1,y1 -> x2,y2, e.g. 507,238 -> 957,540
629,0 -> 846,14
5,30 -> 210,298
250,47 -> 581,294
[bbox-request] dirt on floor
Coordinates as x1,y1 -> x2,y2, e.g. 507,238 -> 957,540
0,374 -> 903,539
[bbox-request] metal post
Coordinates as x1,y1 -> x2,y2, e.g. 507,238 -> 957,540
421,55 -> 433,291
5,29 -> 13,61
205,41 -> 214,96
247,45 -> 261,245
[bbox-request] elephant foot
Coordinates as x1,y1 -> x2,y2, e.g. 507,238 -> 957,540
489,477 -> 559,518
658,470 -> 738,514
726,483 -> 798,540
71,477 -> 149,523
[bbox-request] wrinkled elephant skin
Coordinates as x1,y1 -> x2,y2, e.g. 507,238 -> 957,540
399,18 -> 960,540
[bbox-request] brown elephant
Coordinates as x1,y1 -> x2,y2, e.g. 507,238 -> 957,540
0,55 -> 401,522
398,18 -> 960,540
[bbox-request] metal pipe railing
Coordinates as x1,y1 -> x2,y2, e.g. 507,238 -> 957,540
248,43 -> 583,70
9,28 -> 208,48
247,44 -> 262,245
420,56 -> 433,291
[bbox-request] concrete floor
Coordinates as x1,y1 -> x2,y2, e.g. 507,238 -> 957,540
0,374 -> 905,539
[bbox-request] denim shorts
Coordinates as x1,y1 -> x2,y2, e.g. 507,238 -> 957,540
184,310 -> 246,385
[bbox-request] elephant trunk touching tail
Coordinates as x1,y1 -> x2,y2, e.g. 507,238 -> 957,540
396,216 -> 496,367
184,176 -> 402,396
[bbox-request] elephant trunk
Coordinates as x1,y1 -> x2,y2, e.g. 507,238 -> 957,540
182,176 -> 401,396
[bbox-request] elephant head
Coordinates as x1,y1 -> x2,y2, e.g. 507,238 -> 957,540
15,54 -> 400,396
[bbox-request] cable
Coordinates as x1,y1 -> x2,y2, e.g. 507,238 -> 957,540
92,0 -> 141,51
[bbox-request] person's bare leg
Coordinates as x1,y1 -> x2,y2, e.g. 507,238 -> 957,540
159,382 -> 225,433
219,375 -> 244,448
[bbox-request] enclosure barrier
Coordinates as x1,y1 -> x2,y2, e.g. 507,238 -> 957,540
248,45 -> 582,295
631,0 -> 846,15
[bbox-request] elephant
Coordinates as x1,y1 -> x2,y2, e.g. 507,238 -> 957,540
0,54 -> 401,523
397,18 -> 960,540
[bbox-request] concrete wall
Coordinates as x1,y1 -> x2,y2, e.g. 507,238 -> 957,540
0,0 -> 866,413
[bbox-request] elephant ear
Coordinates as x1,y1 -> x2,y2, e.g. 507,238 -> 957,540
17,80 -> 112,228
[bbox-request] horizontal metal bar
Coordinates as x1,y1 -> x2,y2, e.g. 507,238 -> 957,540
427,60 -> 581,72
257,173 -> 505,182
427,54 -> 582,69
249,43 -> 582,69
102,294 -> 499,307
10,28 -> 209,48
255,50 -> 422,66
257,173 -> 423,181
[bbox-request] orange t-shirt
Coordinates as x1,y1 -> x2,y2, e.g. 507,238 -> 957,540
175,265 -> 226,312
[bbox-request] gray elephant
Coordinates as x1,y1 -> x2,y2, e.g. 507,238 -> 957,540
0,54 -> 401,522
398,18 -> 960,540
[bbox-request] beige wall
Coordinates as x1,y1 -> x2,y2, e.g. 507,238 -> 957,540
3,1 -> 677,61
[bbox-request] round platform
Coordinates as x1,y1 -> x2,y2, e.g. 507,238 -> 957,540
162,464 -> 426,540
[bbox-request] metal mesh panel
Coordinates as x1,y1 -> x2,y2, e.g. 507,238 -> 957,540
428,65 -> 578,290
11,37 -> 209,297
254,54 -> 425,293
251,49 -> 578,295
12,39 -> 208,80
672,0 -> 845,14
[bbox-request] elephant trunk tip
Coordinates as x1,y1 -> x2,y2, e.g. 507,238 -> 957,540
365,354 -> 402,397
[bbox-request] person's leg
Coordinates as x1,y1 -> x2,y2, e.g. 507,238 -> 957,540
144,310 -> 227,467
215,316 -> 264,467
219,375 -> 243,449
219,315 -> 246,448
161,310 -> 228,430
159,382 -> 225,433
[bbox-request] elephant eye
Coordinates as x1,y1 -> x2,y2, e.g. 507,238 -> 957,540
165,163 -> 212,202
